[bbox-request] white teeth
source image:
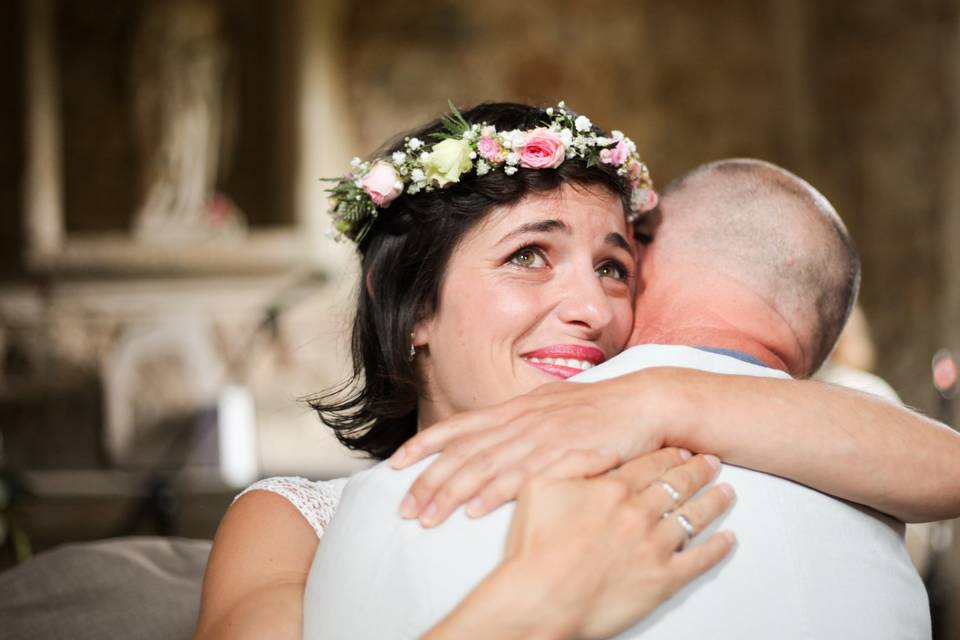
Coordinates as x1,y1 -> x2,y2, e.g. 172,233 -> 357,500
526,357 -> 596,371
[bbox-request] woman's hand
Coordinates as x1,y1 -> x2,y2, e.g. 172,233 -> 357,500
425,449 -> 736,640
391,375 -> 673,527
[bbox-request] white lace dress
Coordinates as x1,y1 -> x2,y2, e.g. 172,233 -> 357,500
235,476 -> 348,539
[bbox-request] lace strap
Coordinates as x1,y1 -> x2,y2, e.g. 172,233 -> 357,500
235,476 -> 348,539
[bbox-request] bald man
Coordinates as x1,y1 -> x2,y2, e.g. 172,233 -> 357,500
631,158 -> 859,378
304,160 -> 930,639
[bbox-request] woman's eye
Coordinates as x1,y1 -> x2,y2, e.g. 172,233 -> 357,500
509,247 -> 547,268
596,260 -> 629,280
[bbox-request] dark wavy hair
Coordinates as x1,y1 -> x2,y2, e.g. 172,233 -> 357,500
309,102 -> 633,459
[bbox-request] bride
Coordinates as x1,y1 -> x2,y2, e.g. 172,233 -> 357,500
194,101 -> 959,638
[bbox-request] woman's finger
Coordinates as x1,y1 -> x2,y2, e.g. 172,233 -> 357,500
466,469 -> 528,518
633,454 -> 721,520
399,427 -> 514,520
532,448 -> 621,482
467,447 -> 702,521
467,447 -> 617,517
653,483 -> 736,551
393,391 -> 555,469
609,447 -> 694,490
391,410 -> 493,469
668,530 -> 737,587
418,438 -> 538,527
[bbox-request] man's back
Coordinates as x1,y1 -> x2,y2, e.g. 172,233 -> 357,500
304,346 -> 930,639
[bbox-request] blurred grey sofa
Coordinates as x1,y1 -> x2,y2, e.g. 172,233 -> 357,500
0,537 -> 211,640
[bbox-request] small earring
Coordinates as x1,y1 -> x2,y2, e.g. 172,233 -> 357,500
408,343 -> 416,361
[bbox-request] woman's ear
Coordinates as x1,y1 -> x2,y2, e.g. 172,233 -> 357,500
411,320 -> 430,348
365,270 -> 375,298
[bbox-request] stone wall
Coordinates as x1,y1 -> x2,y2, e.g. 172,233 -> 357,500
806,0 -> 955,416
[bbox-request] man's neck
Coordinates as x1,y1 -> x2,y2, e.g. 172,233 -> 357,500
630,264 -> 808,376
630,325 -> 790,373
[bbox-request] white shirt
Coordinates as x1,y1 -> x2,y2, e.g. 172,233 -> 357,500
304,345 -> 930,639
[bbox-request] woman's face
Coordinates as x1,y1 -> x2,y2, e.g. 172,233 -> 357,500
414,183 -> 636,426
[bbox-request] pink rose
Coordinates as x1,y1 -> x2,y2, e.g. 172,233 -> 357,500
477,136 -> 504,163
361,161 -> 403,207
519,128 -> 567,169
599,140 -> 629,167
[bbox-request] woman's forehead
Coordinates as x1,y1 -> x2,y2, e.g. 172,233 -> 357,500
470,185 -> 629,245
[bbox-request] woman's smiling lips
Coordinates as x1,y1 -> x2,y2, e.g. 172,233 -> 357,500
521,344 -> 607,380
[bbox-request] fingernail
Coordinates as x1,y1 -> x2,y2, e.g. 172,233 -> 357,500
465,497 -> 485,517
390,446 -> 407,468
677,448 -> 692,460
399,494 -> 417,518
717,483 -> 735,500
722,531 -> 737,547
704,454 -> 721,470
419,502 -> 439,527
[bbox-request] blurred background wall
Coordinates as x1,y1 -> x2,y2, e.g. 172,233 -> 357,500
1,0 -> 958,635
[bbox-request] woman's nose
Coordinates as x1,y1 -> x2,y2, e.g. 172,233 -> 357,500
556,270 -> 614,333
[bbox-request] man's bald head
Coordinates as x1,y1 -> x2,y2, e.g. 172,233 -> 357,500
639,159 -> 859,376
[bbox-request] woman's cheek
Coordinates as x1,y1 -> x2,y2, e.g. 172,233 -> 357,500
492,285 -> 542,317
473,274 -> 546,323
611,296 -> 636,349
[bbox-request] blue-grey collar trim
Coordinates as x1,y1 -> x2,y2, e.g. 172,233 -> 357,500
695,347 -> 769,368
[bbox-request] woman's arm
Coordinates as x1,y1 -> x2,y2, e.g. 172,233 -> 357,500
392,367 -> 960,525
653,368 -> 960,523
194,491 -> 318,640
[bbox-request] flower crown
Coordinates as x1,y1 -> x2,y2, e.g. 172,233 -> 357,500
326,101 -> 658,243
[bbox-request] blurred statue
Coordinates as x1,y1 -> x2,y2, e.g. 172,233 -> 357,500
130,0 -> 245,243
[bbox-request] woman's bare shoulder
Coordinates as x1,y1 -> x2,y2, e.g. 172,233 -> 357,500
210,488 -> 322,582
195,483 -> 342,639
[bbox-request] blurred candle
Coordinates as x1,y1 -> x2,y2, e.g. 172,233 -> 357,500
217,385 -> 258,488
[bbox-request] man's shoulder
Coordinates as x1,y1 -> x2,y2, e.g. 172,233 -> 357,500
337,456 -> 436,518
345,455 -> 416,489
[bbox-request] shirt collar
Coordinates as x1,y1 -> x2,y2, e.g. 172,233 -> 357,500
694,346 -> 770,368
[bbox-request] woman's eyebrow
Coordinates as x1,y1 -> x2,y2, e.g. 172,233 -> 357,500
605,232 -> 636,259
497,219 -> 570,244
